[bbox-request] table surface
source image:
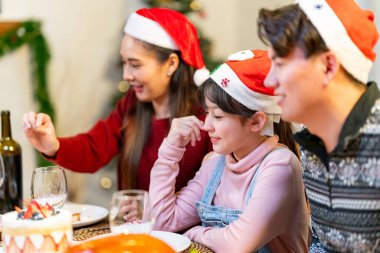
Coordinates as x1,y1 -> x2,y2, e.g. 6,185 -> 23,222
74,220 -> 214,253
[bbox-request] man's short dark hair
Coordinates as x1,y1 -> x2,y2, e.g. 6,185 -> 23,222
257,4 -> 328,58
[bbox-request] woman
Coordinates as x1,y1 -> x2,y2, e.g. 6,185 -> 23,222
23,8 -> 212,191
149,50 -> 310,252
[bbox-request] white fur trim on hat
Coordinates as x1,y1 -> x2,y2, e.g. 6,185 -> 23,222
124,12 -> 179,50
194,67 -> 210,86
261,114 -> 281,136
296,0 -> 372,83
227,50 -> 255,61
210,63 -> 282,114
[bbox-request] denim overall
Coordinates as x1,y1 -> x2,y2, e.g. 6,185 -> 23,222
195,151 -> 278,253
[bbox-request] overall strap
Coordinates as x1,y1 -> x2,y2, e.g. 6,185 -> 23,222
245,147 -> 285,206
200,156 -> 226,205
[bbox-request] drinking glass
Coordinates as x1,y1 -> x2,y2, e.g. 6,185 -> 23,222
0,154 -> 5,188
109,190 -> 155,234
31,166 -> 68,209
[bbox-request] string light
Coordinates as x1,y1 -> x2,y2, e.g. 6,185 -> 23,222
118,80 -> 130,93
190,0 -> 202,11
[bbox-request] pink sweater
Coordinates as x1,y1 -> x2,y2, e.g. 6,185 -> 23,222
150,136 -> 310,253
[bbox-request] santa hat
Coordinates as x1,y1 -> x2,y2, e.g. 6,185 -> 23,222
296,0 -> 379,84
124,8 -> 209,86
210,50 -> 282,136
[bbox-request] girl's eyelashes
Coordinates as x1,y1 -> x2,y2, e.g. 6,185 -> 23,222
205,111 -> 223,119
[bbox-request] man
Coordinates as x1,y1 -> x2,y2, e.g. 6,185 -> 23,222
258,0 -> 380,252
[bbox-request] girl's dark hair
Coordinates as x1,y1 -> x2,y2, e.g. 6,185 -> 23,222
257,4 -> 328,58
119,39 -> 198,189
198,79 -> 298,157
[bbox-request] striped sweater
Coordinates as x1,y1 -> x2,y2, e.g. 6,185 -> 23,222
294,83 -> 380,253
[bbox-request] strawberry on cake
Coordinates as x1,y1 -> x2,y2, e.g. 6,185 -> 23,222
1,200 -> 73,253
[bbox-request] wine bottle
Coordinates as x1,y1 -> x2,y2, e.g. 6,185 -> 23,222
0,111 -> 23,213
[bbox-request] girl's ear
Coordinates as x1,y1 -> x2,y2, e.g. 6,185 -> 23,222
249,111 -> 267,132
167,53 -> 180,76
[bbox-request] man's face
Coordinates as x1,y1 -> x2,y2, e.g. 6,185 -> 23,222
264,47 -> 326,124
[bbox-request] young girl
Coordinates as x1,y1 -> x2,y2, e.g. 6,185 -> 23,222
23,8 -> 211,191
149,50 -> 310,252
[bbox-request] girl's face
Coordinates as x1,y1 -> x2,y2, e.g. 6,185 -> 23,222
120,34 -> 172,103
203,98 -> 256,159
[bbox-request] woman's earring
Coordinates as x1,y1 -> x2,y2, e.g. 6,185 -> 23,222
167,71 -> 172,77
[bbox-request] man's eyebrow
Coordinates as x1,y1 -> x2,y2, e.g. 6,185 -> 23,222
126,58 -> 140,62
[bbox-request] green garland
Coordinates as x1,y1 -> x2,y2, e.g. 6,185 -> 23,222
0,21 -> 55,166
0,21 -> 55,122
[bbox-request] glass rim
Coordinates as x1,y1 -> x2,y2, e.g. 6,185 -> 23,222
33,166 -> 65,173
112,189 -> 148,197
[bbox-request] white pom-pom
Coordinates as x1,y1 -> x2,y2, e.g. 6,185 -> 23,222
193,67 -> 210,87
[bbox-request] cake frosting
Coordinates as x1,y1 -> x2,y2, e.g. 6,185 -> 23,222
1,209 -> 73,252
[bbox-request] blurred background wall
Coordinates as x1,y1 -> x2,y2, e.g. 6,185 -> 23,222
0,0 -> 378,208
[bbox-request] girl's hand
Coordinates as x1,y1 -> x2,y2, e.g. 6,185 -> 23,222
120,199 -> 143,222
23,111 -> 60,157
166,116 -> 204,148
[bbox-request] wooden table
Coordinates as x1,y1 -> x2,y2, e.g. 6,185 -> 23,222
73,220 -> 214,253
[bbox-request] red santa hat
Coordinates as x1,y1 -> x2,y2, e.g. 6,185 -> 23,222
210,50 -> 282,136
297,0 -> 379,84
124,8 -> 209,86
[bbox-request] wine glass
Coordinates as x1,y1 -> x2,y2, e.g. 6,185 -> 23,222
31,166 -> 68,209
0,154 -> 5,188
109,190 -> 155,234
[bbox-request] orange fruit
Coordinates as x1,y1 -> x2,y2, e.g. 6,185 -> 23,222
66,234 -> 176,253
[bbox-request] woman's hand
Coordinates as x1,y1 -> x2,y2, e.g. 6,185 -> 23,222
166,116 -> 204,148
23,111 -> 60,157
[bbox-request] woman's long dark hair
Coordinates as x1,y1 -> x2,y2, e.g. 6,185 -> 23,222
119,38 -> 199,189
198,79 -> 298,157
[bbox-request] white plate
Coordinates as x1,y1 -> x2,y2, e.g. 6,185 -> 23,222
151,230 -> 191,253
76,231 -> 190,252
63,203 -> 109,228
